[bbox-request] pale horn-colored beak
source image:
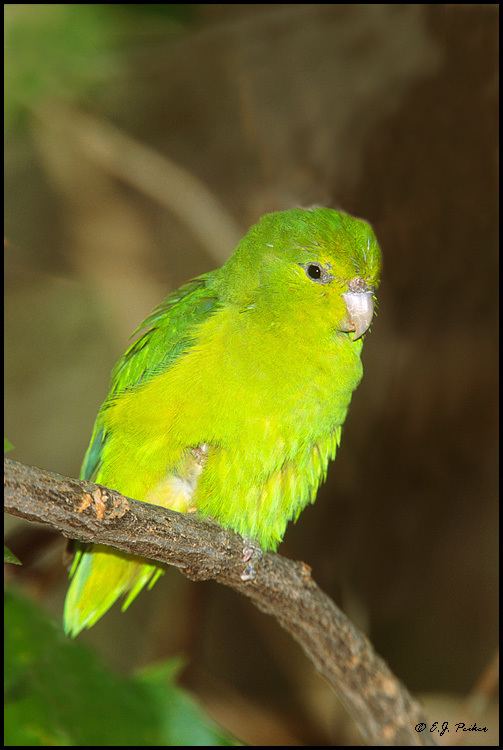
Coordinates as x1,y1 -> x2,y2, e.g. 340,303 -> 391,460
342,290 -> 375,340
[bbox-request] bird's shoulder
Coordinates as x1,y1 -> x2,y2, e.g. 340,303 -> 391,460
109,272 -> 220,400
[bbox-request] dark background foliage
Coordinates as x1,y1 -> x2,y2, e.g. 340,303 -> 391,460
5,4 -> 498,745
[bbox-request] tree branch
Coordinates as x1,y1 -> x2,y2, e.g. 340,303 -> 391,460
4,457 -> 435,746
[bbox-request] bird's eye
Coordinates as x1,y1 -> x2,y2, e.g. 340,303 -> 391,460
300,261 -> 333,284
306,264 -> 322,280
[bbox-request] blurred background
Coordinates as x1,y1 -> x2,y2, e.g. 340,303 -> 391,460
4,4 -> 498,746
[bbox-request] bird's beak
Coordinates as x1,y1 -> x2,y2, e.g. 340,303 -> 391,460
342,291 -> 375,340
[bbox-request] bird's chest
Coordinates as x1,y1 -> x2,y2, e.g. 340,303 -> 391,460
214,331 -> 363,444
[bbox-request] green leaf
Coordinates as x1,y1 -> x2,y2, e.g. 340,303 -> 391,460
4,545 -> 22,565
137,662 -> 238,746
4,437 -> 14,453
5,589 -> 239,746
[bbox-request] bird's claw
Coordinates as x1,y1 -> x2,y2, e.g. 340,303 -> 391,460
240,563 -> 256,581
240,538 -> 263,581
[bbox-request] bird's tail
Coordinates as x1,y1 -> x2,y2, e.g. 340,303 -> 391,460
63,545 -> 163,638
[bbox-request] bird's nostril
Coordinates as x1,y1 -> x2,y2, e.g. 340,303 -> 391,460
348,277 -> 370,293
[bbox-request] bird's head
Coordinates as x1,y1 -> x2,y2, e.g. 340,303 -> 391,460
218,207 -> 382,341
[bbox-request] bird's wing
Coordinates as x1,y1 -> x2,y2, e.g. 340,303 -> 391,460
80,273 -> 219,481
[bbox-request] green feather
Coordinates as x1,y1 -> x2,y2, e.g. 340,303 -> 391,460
64,207 -> 382,636
108,276 -> 219,399
65,277 -> 220,637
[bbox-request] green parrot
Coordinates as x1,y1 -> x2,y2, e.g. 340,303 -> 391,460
64,207 -> 381,637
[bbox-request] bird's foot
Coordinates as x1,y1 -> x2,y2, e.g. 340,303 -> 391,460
240,538 -> 263,581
